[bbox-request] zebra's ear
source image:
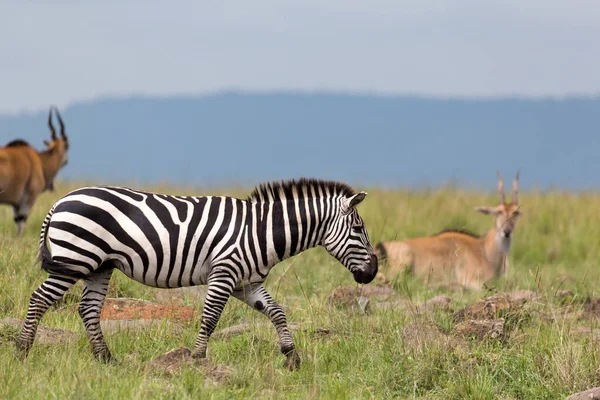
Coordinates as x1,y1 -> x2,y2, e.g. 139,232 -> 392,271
343,192 -> 367,213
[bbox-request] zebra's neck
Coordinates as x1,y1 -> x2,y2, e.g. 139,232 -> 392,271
247,197 -> 335,269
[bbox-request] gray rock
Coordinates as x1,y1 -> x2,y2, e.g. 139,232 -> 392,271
567,387 -> 600,400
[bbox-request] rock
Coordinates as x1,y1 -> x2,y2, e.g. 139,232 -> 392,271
147,346 -> 234,383
567,387 -> 600,400
454,319 -> 506,341
327,285 -> 398,311
100,298 -> 196,322
0,318 -> 77,345
356,296 -> 369,313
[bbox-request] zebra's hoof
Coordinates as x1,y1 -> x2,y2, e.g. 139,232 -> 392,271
14,347 -> 29,361
283,351 -> 301,371
14,340 -> 30,361
191,351 -> 207,360
94,352 -> 114,364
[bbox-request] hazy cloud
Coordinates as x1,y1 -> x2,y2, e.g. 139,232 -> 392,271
1,0 -> 599,114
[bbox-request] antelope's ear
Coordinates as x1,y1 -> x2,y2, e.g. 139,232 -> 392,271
475,206 -> 498,215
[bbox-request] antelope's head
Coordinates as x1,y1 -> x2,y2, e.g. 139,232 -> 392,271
43,106 -> 70,190
475,171 -> 522,240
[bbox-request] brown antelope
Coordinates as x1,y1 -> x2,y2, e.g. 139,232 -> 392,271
376,171 -> 521,290
0,107 -> 69,235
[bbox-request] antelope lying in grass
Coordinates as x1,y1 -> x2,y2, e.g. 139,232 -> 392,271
0,107 -> 69,235
376,171 -> 521,290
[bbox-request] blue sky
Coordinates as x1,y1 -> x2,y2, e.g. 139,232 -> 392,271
1,0 -> 599,114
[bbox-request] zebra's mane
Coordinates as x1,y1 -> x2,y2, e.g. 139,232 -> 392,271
246,178 -> 356,202
6,139 -> 30,148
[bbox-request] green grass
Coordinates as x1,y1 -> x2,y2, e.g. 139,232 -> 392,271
1,182 -> 600,399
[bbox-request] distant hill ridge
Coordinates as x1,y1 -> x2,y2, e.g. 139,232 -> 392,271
1,92 -> 599,190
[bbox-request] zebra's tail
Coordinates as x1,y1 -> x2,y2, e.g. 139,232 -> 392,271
38,205 -> 86,279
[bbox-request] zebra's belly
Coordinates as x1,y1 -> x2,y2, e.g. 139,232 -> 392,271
113,258 -> 213,289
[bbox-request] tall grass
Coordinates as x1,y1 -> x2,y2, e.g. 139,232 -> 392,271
0,182 -> 599,399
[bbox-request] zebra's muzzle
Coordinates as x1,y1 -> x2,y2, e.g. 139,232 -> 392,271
352,254 -> 378,284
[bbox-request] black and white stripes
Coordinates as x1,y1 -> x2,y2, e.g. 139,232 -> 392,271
17,178 -> 378,369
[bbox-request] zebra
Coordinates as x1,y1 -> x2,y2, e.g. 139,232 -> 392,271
17,178 -> 378,369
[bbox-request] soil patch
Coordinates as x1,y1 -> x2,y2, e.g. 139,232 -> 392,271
454,318 -> 506,341
0,318 -> 77,346
100,319 -> 184,335
556,290 -> 574,299
453,291 -> 536,322
100,298 -> 195,322
583,297 -> 600,319
147,346 -> 234,384
153,286 -> 208,305
375,295 -> 453,314
212,321 -> 345,341
571,326 -> 600,342
401,320 -> 467,353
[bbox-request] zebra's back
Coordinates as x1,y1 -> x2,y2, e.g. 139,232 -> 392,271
42,186 -> 247,288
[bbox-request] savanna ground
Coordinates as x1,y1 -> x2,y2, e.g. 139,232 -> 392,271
0,182 -> 599,399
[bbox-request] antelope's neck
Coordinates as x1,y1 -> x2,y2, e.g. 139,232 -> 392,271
482,229 -> 511,273
38,151 -> 62,188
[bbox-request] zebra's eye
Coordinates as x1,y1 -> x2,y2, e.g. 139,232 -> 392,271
352,226 -> 363,234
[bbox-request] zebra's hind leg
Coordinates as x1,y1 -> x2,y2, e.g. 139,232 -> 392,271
232,285 -> 300,370
79,265 -> 114,362
16,274 -> 78,358
191,270 -> 236,360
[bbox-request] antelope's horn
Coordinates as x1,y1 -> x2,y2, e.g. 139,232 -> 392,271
48,107 -> 57,140
512,169 -> 520,204
496,170 -> 505,204
54,106 -> 67,141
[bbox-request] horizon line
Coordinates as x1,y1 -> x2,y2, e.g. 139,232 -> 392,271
3,88 -> 600,118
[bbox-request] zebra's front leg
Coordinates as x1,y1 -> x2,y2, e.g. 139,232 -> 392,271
232,285 -> 300,370
79,266 -> 114,362
191,271 -> 236,359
